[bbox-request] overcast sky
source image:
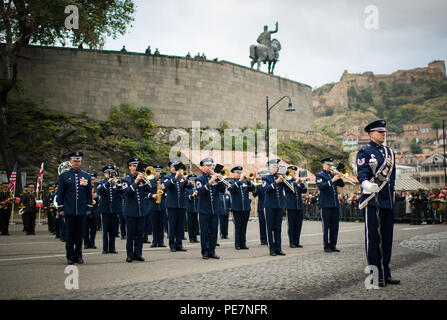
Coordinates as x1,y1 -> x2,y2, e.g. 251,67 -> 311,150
103,0 -> 447,89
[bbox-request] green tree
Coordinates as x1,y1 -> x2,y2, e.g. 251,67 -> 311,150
410,141 -> 422,154
0,0 -> 136,182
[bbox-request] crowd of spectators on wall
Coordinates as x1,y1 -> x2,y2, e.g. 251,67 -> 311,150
301,187 -> 447,225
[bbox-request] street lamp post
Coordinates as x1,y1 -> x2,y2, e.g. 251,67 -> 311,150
266,95 -> 295,165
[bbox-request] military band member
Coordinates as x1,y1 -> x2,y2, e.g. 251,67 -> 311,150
53,184 -> 64,240
253,170 -> 268,245
196,157 -> 226,259
284,166 -> 307,248
163,160 -> 192,252
262,159 -> 286,256
20,184 -> 37,235
228,166 -> 254,250
122,157 -> 150,262
186,174 -> 200,243
219,190 -> 230,240
357,120 -> 399,287
147,165 -> 167,248
43,187 -> 55,234
57,152 -> 93,264
84,172 -> 99,249
0,183 -> 11,235
97,165 -> 123,254
316,157 -> 345,253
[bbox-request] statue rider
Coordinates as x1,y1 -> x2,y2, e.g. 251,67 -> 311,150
257,22 -> 278,52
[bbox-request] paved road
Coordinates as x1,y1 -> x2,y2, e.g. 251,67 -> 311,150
0,220 -> 445,300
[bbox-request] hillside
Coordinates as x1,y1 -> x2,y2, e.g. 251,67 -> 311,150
313,66 -> 447,137
2,100 -> 349,187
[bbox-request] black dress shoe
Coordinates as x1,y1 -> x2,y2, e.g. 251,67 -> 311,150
270,252 -> 277,256
241,246 -> 249,249
170,248 -> 177,252
134,256 -> 145,262
202,255 -> 209,260
209,254 -> 220,259
76,258 -> 84,264
159,244 -> 166,247
261,241 -> 267,245
385,278 -> 401,285
84,246 -> 90,249
109,250 -> 118,254
235,246 -> 241,250
126,257 -> 133,263
330,248 -> 340,252
150,244 -> 157,248
102,251 -> 108,254
276,251 -> 286,256
67,259 -> 74,265
290,244 -> 297,248
296,245 -> 303,248
216,243 -> 220,246
121,236 -> 126,240
324,247 -> 332,252
92,246 -> 97,249
177,247 -> 187,252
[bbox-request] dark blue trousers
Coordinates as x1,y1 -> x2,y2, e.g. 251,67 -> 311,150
219,214 -> 229,238
60,216 -> 66,241
233,210 -> 250,248
287,209 -> 303,246
364,206 -> 394,279
101,213 -> 118,252
84,215 -> 98,247
264,208 -> 284,253
64,215 -> 86,261
187,212 -> 199,241
321,207 -> 340,249
199,213 -> 218,256
125,216 -> 145,259
55,217 -> 61,238
117,212 -> 126,237
258,210 -> 267,243
144,211 -> 152,237
150,210 -> 166,245
167,208 -> 186,249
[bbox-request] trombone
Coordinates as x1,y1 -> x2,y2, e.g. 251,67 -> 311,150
277,167 -> 295,192
136,165 -> 155,187
214,167 -> 231,187
330,164 -> 356,185
244,173 -> 262,187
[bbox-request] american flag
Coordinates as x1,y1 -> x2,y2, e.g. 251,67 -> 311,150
36,162 -> 44,199
8,162 -> 17,193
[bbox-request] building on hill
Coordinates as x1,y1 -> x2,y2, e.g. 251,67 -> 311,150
339,132 -> 359,151
413,153 -> 446,189
403,123 -> 436,141
395,153 -> 431,166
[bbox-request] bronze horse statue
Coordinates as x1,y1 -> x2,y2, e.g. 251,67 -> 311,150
249,39 -> 281,74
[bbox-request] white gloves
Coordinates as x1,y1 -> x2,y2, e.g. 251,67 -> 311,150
362,180 -> 379,194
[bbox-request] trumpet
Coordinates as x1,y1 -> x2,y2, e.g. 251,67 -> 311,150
330,164 -> 356,185
179,168 -> 189,178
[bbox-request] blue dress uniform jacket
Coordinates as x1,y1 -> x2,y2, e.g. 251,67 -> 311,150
316,171 -> 345,208
196,173 -> 226,215
57,168 -> 93,215
96,179 -> 123,214
219,193 -> 231,215
186,188 -> 198,213
356,141 -> 396,209
121,174 -> 150,217
285,182 -> 307,210
163,173 -> 192,209
147,177 -> 167,211
228,179 -> 254,212
262,174 -> 286,209
252,184 -> 265,212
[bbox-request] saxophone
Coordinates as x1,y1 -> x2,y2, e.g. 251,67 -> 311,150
155,179 -> 164,204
